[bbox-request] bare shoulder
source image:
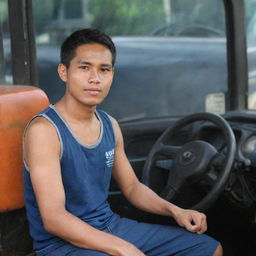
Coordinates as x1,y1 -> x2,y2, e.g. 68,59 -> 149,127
108,115 -> 123,142
24,116 -> 60,161
107,116 -> 126,153
25,116 -> 58,141
108,115 -> 119,129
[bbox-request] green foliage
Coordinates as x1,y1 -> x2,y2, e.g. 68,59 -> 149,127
0,0 -> 8,34
0,0 -> 7,22
87,0 -> 166,35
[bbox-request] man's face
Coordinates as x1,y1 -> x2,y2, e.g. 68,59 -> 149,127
58,43 -> 114,107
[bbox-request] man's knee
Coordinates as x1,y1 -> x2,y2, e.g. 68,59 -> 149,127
212,244 -> 223,256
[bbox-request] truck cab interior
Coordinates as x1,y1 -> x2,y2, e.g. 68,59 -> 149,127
1,0 -> 256,255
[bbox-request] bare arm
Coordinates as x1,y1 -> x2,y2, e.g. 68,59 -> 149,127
111,118 -> 207,234
24,117 -> 145,256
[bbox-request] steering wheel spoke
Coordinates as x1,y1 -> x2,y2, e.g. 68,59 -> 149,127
155,159 -> 174,170
158,143 -> 181,158
211,153 -> 226,169
161,185 -> 178,201
161,172 -> 184,200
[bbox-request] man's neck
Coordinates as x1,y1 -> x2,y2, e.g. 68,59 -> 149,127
55,97 -> 97,123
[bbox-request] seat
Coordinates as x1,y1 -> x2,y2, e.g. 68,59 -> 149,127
0,85 -> 49,255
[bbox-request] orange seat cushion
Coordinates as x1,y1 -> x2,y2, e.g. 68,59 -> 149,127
0,85 -> 49,212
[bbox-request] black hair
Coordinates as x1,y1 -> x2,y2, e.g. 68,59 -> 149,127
60,28 -> 116,68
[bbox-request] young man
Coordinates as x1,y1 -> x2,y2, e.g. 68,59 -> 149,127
23,29 -> 223,256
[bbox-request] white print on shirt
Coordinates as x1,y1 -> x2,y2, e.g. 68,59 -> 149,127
105,148 -> 115,168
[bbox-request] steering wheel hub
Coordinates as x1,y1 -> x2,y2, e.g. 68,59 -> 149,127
181,151 -> 195,164
175,140 -> 218,181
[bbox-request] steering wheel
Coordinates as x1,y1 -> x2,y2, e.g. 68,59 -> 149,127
142,113 -> 236,211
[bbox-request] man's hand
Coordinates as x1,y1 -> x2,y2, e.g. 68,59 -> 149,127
173,208 -> 207,234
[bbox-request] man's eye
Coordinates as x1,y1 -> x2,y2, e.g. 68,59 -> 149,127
79,66 -> 89,70
101,68 -> 111,72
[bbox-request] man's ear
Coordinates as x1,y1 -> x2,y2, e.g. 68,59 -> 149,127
57,63 -> 68,82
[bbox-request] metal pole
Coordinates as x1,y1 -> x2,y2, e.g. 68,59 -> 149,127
8,0 -> 38,86
224,0 -> 248,110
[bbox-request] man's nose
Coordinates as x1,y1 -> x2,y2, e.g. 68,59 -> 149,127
88,69 -> 100,84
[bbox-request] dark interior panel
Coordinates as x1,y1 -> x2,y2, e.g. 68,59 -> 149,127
109,117 -> 179,192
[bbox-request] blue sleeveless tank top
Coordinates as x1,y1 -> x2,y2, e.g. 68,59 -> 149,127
23,105 -> 116,250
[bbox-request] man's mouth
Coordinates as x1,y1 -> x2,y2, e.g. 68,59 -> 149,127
84,88 -> 102,96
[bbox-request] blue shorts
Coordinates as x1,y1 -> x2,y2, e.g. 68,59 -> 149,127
36,214 -> 219,256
